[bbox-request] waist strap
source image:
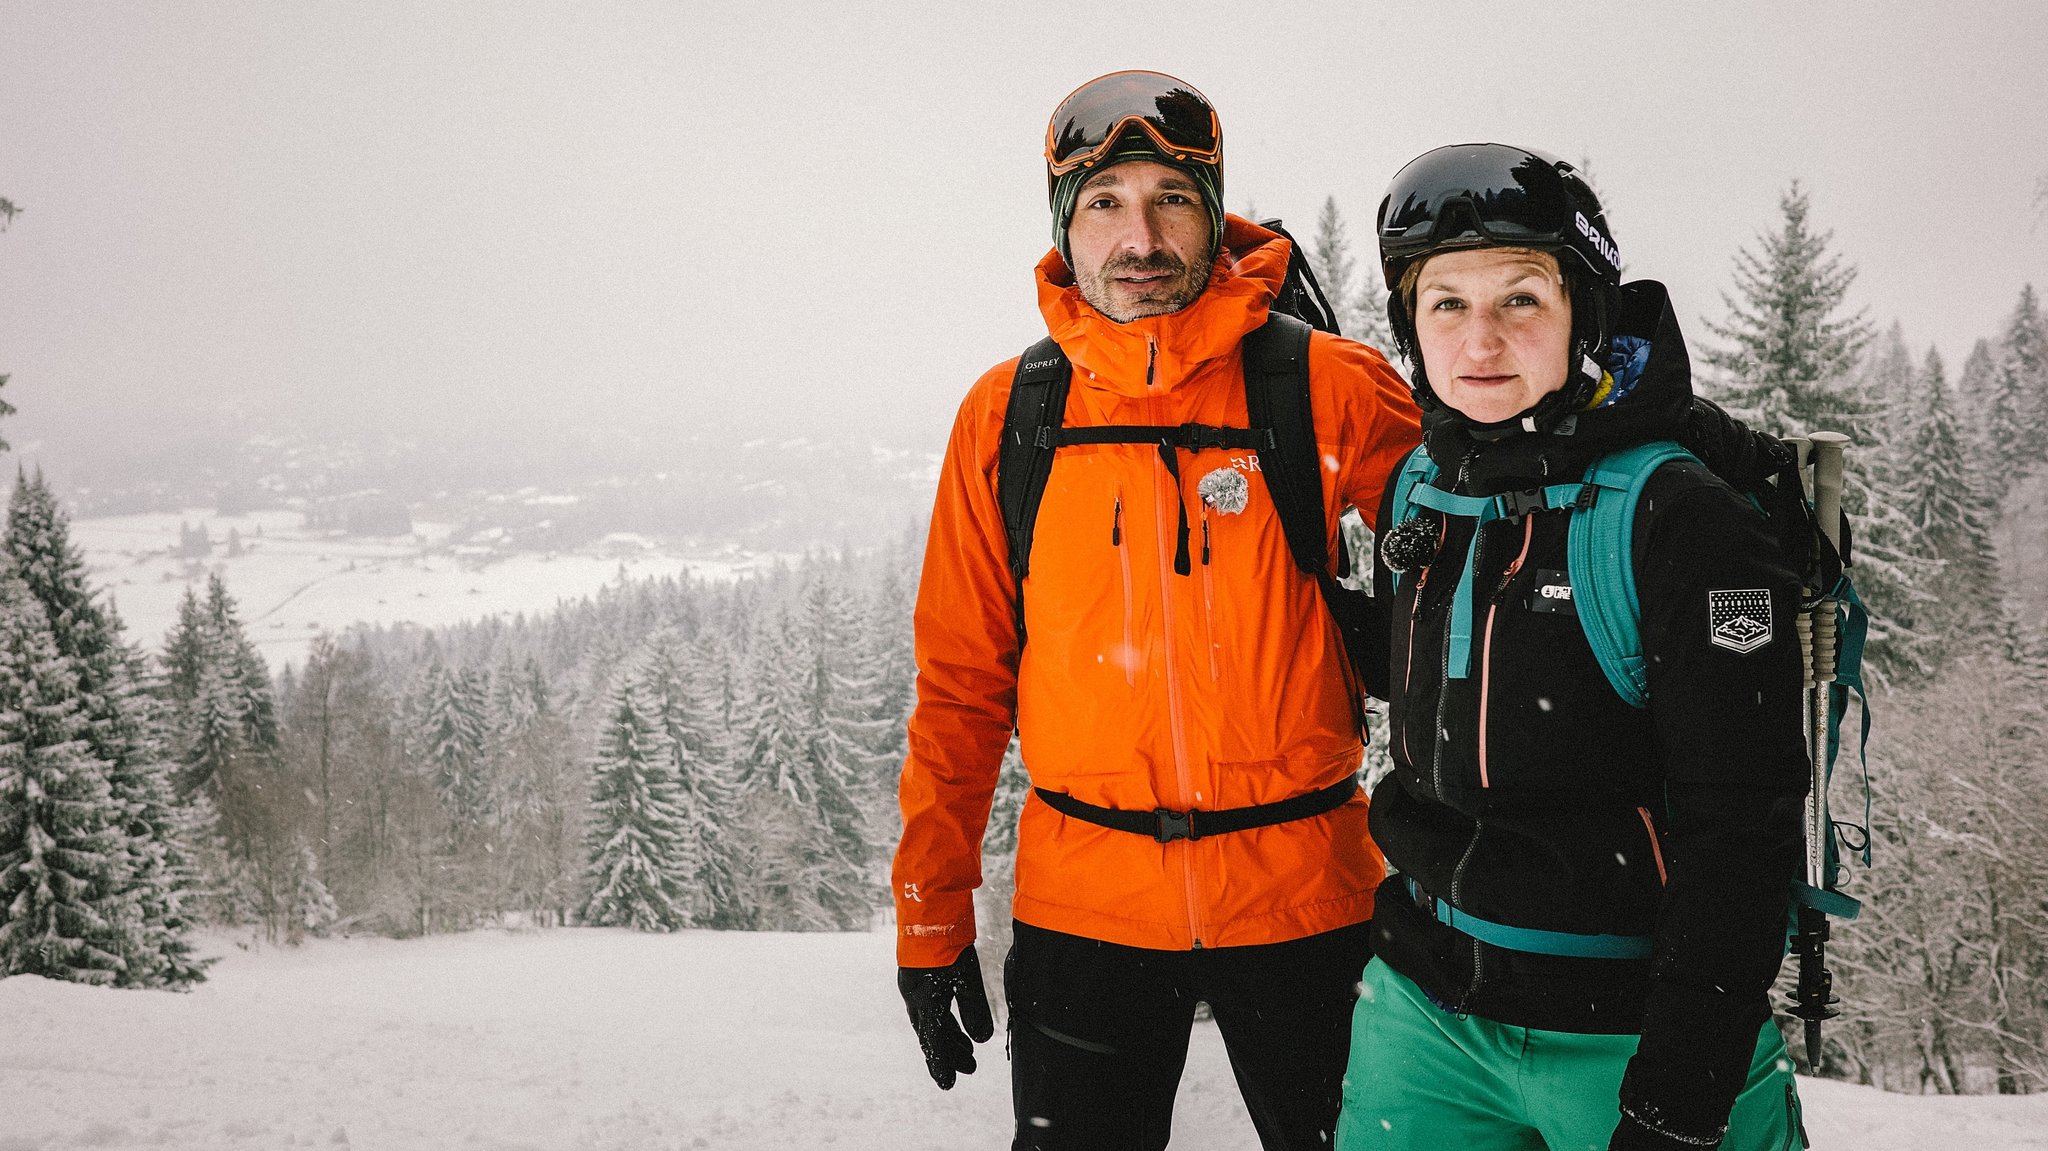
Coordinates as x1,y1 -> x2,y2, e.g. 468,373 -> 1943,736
1405,876 -> 1653,960
1035,777 -> 1358,844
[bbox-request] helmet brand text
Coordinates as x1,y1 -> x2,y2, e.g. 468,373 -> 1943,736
1574,211 -> 1622,272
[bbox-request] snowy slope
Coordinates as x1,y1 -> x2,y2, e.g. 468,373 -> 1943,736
0,929 -> 2042,1150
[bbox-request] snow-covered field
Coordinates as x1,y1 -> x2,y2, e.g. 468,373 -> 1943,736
1,929 -> 2042,1150
74,509 -> 786,665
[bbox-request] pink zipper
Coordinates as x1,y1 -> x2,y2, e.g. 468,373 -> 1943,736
1477,516 -> 1535,788
1637,806 -> 1668,885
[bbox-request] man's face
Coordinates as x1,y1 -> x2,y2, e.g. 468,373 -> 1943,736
1065,160 -> 1214,323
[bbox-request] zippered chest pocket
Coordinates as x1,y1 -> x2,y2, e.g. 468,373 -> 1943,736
1472,550 -> 1653,797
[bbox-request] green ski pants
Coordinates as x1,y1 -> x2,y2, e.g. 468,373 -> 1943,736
1335,959 -> 1807,1151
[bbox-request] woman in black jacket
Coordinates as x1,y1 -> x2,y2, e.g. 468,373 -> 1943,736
1335,144 -> 1811,1151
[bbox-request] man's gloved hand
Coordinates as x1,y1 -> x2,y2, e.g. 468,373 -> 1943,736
898,944 -> 996,1090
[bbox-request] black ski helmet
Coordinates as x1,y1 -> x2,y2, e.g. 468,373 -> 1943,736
1375,143 -> 1623,430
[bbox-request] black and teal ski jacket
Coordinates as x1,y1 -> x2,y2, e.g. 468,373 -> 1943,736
1367,280 -> 1809,1144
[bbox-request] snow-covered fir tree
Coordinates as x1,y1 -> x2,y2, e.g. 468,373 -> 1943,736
636,634 -> 740,929
164,575 -> 279,805
1896,348 -> 1999,665
1307,196 -> 1394,351
160,573 -> 288,930
289,842 -> 338,943
1849,327 -> 1940,680
485,652 -> 580,925
0,575 -> 134,984
856,552 -> 918,854
410,657 -> 491,839
581,676 -> 690,932
3,470 -> 203,986
1980,284 -> 2047,480
790,573 -> 885,928
728,581 -> 878,932
1702,180 -> 1871,432
1703,189 -> 1936,678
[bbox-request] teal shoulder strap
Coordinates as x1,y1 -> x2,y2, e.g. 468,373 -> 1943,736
1385,445 -> 1438,594
1567,440 -> 1698,709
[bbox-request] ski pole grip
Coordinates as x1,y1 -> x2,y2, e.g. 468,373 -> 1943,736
1808,432 -> 1849,559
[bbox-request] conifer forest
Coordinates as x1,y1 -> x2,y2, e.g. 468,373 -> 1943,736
3,185 -> 2046,1103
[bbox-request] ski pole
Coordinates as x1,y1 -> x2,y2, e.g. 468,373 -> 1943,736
1786,431 -> 1847,1070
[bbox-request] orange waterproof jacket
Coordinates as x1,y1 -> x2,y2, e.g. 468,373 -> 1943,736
892,217 -> 1422,966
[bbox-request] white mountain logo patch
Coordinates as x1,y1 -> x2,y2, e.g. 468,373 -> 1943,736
1707,589 -> 1773,654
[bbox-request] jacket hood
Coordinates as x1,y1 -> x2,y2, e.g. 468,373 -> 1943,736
1035,213 -> 1286,398
1422,279 -> 1694,492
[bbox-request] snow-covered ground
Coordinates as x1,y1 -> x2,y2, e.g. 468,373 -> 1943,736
74,509 -> 788,665
1,929 -> 2042,1150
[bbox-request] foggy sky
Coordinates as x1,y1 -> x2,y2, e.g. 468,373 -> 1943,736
3,1 -> 2045,475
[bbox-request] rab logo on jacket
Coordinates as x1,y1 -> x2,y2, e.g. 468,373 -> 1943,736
1706,589 -> 1773,654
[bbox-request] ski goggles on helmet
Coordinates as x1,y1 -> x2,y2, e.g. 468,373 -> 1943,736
1045,70 -> 1221,181
1377,143 -> 1620,283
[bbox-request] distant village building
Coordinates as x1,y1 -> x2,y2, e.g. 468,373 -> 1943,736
177,521 -> 212,558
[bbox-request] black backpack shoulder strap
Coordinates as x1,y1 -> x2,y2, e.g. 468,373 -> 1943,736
1243,314 -> 1389,706
997,338 -> 1071,641
1240,313 -> 1329,579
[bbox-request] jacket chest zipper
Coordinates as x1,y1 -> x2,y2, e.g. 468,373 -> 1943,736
1113,494 -> 1135,686
1200,509 -> 1218,682
1430,521 -> 1480,801
1444,520 -> 1485,1010
1453,812 -> 1486,1009
1477,515 -> 1536,789
1397,522 -> 1444,771
1146,376 -> 1203,948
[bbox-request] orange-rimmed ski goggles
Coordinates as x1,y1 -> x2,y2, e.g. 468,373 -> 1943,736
1044,70 -> 1222,183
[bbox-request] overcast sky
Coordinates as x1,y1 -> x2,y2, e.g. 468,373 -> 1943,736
3,1 -> 2045,470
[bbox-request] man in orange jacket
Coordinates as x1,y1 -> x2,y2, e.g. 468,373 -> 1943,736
893,70 -> 1421,1150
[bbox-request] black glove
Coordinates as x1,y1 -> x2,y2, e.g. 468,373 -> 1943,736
898,944 -> 996,1090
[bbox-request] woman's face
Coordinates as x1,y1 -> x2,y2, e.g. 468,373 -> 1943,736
1413,247 -> 1574,426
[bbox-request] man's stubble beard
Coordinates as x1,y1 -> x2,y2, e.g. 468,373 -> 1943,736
1076,248 -> 1215,323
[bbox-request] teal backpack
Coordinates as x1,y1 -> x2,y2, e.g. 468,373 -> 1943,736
1387,439 -> 1696,705
1386,438 -> 1872,1061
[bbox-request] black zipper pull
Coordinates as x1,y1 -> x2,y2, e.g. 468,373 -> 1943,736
1158,440 -> 1191,576
1201,515 -> 1211,565
1112,497 -> 1123,546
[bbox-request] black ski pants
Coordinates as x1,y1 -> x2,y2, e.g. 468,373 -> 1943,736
1005,918 -> 1372,1151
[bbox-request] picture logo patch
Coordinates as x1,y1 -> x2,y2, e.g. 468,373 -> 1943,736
1527,568 -> 1576,615
1707,589 -> 1773,654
